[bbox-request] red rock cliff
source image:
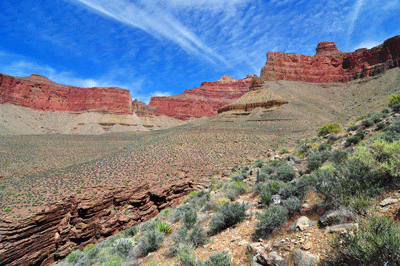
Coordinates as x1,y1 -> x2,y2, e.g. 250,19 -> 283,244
0,74 -> 133,114
261,35 -> 400,83
148,75 -> 254,120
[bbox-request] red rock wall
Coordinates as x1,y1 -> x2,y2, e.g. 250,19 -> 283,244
0,74 -> 133,114
0,181 -> 194,266
261,35 -> 400,83
148,75 -> 254,120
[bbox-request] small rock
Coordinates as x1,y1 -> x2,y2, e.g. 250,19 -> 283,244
301,242 -> 312,251
288,216 -> 316,232
231,236 -> 241,242
256,250 -> 289,266
238,240 -> 249,246
292,249 -> 319,266
319,207 -> 354,227
324,223 -> 359,234
380,198 -> 398,207
247,242 -> 264,255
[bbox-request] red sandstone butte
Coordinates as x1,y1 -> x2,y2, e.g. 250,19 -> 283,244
261,35 -> 400,83
149,75 -> 255,120
0,73 -> 133,114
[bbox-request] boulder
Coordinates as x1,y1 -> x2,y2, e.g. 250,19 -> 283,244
292,249 -> 319,266
319,207 -> 355,227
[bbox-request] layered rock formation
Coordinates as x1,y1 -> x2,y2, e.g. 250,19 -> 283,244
261,35 -> 400,83
132,98 -> 155,117
0,181 -> 194,266
0,74 -> 133,114
149,75 -> 254,120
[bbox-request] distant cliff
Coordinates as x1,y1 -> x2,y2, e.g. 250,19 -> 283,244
0,74 -> 133,114
148,75 -> 254,120
261,35 -> 400,83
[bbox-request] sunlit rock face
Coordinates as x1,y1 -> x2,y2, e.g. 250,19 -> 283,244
261,35 -> 400,83
0,73 -> 133,114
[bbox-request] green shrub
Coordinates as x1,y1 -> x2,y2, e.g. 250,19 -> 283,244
156,222 -> 173,234
113,238 -> 134,258
66,250 -> 90,266
370,113 -> 382,123
200,252 -> 231,266
307,150 -> 331,170
317,143 -> 331,151
347,124 -> 359,132
392,103 -> 400,112
134,230 -> 165,257
375,121 -> 386,130
279,147 -> 289,155
261,165 -> 275,175
208,202 -> 246,235
344,128 -> 365,147
259,189 -> 272,207
282,196 -> 301,214
324,216 -> 400,266
330,150 -> 348,165
188,225 -> 208,248
183,207 -> 197,229
361,119 -> 374,127
176,243 -> 197,266
382,107 -> 391,114
253,206 -> 288,240
254,160 -> 264,168
318,122 -> 342,137
123,226 -> 138,237
276,163 -> 296,182
388,93 -> 400,107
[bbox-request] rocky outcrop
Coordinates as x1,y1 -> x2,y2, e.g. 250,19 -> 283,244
132,99 -> 155,117
261,35 -> 400,83
0,74 -> 133,114
0,181 -> 194,266
149,75 -> 255,120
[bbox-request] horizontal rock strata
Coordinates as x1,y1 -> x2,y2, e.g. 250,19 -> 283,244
0,181 -> 194,266
0,74 -> 133,114
149,75 -> 254,120
261,35 -> 400,83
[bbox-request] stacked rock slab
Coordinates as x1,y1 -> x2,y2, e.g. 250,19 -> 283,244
0,181 -> 194,266
261,35 -> 400,83
149,75 -> 254,120
0,74 -> 133,114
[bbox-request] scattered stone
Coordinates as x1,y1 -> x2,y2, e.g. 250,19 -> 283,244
292,249 -> 319,266
238,240 -> 249,246
256,250 -> 289,266
247,243 -> 264,255
324,223 -> 359,234
288,216 -> 316,232
231,236 -> 241,242
301,242 -> 312,251
319,207 -> 354,227
380,198 -> 398,207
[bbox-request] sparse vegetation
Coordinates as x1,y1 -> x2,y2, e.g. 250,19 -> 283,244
318,122 -> 342,137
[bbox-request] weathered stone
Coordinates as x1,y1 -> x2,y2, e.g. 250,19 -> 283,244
247,242 -> 264,255
0,73 -> 133,114
288,216 -> 316,232
292,249 -> 319,266
319,207 -> 355,227
256,250 -> 289,266
324,223 -> 359,234
380,198 -> 398,207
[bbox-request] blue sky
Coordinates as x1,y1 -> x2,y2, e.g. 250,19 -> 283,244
1,0 -> 399,103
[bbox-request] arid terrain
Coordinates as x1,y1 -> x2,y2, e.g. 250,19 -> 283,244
1,36 -> 400,266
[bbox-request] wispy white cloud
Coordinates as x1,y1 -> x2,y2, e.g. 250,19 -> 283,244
68,0 -> 229,65
347,0 -> 365,42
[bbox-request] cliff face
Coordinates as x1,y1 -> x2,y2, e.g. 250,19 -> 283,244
0,74 -> 133,114
261,35 -> 400,83
148,75 -> 254,120
0,181 -> 194,266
